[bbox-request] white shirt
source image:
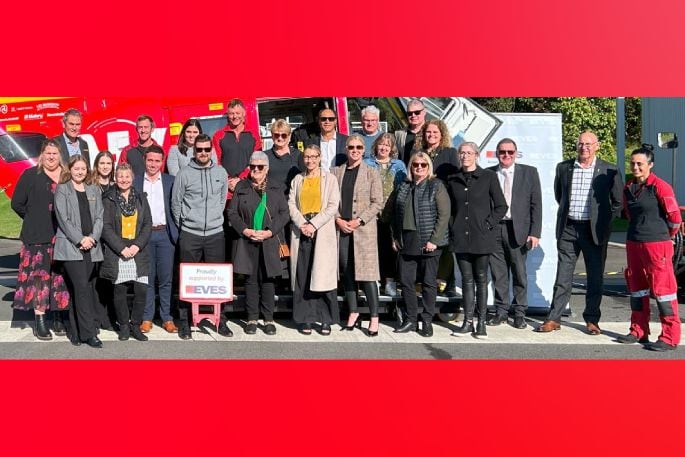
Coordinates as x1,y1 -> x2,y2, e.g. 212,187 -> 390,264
497,163 -> 515,219
320,133 -> 338,171
143,173 -> 166,226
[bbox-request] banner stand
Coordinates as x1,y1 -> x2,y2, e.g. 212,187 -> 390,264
179,263 -> 234,334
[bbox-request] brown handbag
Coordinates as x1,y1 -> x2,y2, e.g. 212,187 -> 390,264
265,205 -> 289,259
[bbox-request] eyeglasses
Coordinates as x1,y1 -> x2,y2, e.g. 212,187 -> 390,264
412,162 -> 428,169
272,133 -> 289,139
407,109 -> 424,117
249,164 -> 266,171
497,150 -> 516,155
303,155 -> 320,160
320,117 -> 336,122
195,147 -> 212,153
577,142 -> 597,148
362,118 -> 378,123
347,145 -> 364,151
459,151 -> 476,156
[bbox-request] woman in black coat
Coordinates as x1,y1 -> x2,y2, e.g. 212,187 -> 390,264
100,163 -> 152,342
447,142 -> 507,339
228,151 -> 289,335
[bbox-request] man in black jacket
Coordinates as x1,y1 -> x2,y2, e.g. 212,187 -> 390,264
306,108 -> 348,170
536,131 -> 623,335
486,138 -> 542,330
53,108 -> 90,168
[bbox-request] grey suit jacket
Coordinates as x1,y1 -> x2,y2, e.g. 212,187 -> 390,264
54,181 -> 104,261
554,158 -> 623,245
488,163 -> 543,248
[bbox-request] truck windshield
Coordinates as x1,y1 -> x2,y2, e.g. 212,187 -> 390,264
0,133 -> 46,163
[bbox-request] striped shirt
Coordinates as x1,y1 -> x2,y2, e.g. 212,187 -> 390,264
568,159 -> 595,221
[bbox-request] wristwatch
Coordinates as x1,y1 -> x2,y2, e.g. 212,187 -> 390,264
358,217 -> 365,226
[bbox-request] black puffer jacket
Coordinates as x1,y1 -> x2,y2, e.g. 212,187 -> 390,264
100,188 -> 152,281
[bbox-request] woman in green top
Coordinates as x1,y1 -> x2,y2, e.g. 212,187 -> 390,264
228,151 -> 290,335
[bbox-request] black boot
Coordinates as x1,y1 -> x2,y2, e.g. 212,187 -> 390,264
118,324 -> 130,341
474,320 -> 488,339
34,314 -> 53,341
52,310 -> 67,336
419,320 -> 434,337
130,323 -> 148,341
451,320 -> 474,336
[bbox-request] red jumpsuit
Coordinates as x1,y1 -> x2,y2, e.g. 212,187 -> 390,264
623,173 -> 682,346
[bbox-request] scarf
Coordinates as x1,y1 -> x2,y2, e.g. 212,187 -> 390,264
117,187 -> 138,217
252,177 -> 268,230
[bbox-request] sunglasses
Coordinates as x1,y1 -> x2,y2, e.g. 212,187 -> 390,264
195,147 -> 212,153
347,145 -> 364,151
320,117 -> 336,122
497,150 -> 516,155
407,109 -> 424,116
249,164 -> 266,171
272,133 -> 288,139
412,162 -> 428,169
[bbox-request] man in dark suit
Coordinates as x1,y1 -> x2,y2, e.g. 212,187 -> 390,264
536,131 -> 623,334
133,145 -> 179,335
307,108 -> 348,170
487,138 -> 542,330
53,108 -> 90,168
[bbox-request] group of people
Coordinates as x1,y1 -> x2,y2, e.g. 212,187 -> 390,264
10,99 -> 683,351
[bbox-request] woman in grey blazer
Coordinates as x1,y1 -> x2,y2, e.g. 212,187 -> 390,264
54,155 -> 104,348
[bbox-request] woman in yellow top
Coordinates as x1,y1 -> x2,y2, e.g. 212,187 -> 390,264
100,164 -> 152,342
288,145 -> 341,335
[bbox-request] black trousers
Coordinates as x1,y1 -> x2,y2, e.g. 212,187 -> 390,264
244,244 -> 276,321
113,281 -> 147,326
339,233 -> 379,317
377,221 -> 397,282
62,257 -> 98,341
399,252 -> 440,324
489,220 -> 529,317
177,231 -> 226,324
548,221 -> 607,324
456,253 -> 490,322
293,236 -> 339,325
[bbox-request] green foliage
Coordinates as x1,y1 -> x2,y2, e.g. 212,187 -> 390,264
472,97 -> 642,164
0,193 -> 21,239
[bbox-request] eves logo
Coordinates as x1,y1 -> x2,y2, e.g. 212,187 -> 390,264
185,285 -> 227,294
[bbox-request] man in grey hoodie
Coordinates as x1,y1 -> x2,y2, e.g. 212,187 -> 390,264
171,134 -> 231,339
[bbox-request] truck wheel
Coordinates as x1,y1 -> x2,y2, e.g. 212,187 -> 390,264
438,313 -> 458,323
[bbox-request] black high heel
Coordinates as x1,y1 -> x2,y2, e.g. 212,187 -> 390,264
340,314 -> 362,331
367,316 -> 379,337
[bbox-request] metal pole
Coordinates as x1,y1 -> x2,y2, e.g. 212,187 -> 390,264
616,97 -> 625,180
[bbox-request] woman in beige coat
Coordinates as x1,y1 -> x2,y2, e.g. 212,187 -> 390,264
332,134 -> 383,337
288,145 -> 341,335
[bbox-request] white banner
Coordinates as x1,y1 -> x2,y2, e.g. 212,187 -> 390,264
479,113 -> 563,310
179,263 -> 233,303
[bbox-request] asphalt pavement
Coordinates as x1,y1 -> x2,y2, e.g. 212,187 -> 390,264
1,233 -> 684,359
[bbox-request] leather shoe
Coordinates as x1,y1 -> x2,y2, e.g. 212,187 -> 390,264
394,321 -> 417,333
264,322 -> 277,335
319,323 -> 332,335
487,314 -> 508,326
535,320 -> 560,333
586,322 -> 601,335
512,316 -> 527,329
162,320 -> 178,333
419,321 -> 433,337
178,325 -> 192,340
244,322 -> 258,335
84,336 -> 103,348
140,320 -> 153,333
218,320 -> 233,337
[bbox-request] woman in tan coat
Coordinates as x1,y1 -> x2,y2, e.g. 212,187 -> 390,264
288,145 -> 341,335
332,134 -> 384,337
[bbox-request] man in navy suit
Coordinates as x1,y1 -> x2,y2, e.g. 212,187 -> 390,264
307,108 -> 348,170
53,108 -> 90,168
133,145 -> 179,334
536,131 -> 623,334
486,138 -> 542,329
